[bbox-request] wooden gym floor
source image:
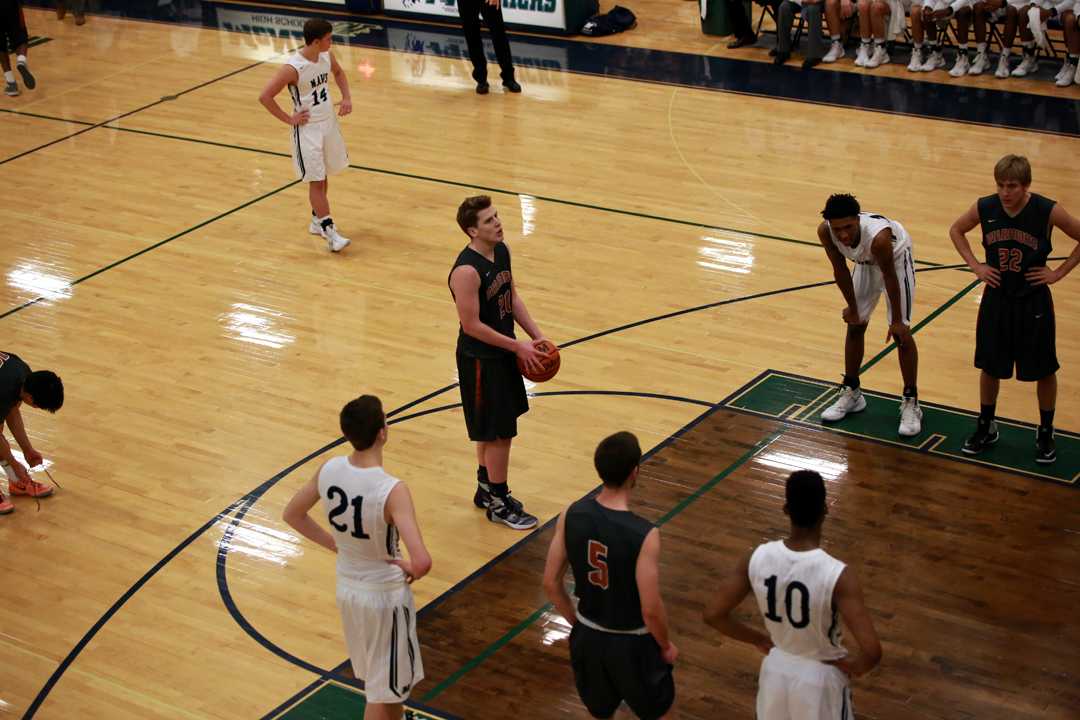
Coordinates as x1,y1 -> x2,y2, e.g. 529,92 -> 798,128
1,2 -> 1077,718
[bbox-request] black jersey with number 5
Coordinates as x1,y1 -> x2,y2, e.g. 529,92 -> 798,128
448,243 -> 515,359
565,497 -> 653,631
977,193 -> 1055,298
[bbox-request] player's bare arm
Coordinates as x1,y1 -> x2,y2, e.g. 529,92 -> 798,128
0,423 -> 31,485
258,64 -> 309,126
826,568 -> 882,678
703,550 -> 773,655
329,52 -> 352,116
950,203 -> 1001,287
637,528 -> 678,664
510,279 -> 543,342
818,221 -> 860,323
386,482 -> 432,583
450,265 -> 544,372
283,464 -> 338,553
871,230 -> 911,345
542,509 -> 577,624
1027,203 -> 1080,286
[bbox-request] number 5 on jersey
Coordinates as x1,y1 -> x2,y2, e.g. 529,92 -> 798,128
587,540 -> 609,589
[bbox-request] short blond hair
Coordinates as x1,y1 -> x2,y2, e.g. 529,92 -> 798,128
994,155 -> 1032,186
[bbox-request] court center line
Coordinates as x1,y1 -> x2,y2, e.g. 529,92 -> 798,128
0,179 -> 301,321
0,55 -> 275,167
0,107 -> 947,268
420,428 -> 785,703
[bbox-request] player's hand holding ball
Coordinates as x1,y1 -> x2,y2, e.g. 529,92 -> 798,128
517,339 -> 561,383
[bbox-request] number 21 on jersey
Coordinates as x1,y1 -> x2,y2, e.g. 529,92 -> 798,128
326,485 -> 370,539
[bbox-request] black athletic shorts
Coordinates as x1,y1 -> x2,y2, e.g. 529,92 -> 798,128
0,0 -> 29,52
975,287 -> 1059,381
569,624 -> 675,720
456,351 -> 528,441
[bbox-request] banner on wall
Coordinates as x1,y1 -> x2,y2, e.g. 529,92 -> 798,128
383,0 -> 566,31
386,26 -> 568,100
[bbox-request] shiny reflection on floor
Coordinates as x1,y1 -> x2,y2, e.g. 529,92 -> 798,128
217,514 -> 303,567
219,302 -> 295,351
756,450 -> 847,481
696,233 -> 755,276
537,608 -> 572,647
7,262 -> 74,302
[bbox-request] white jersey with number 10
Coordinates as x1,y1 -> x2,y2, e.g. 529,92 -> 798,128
749,540 -> 847,661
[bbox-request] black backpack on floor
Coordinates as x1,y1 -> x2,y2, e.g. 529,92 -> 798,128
582,6 -> 637,36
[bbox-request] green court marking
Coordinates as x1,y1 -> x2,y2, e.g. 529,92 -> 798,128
859,278 -> 982,374
274,681 -> 450,720
725,371 -> 1078,486
419,428 -> 783,705
28,36 -> 52,48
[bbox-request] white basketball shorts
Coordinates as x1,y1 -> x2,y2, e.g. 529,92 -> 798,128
852,248 -> 915,326
757,649 -> 854,720
291,117 -> 349,182
338,582 -> 424,704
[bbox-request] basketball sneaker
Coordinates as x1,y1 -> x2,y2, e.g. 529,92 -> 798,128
968,51 -> 989,75
920,50 -> 946,72
1055,60 -> 1075,87
907,48 -> 925,72
2,460 -> 53,498
4,81 -> 18,97
949,54 -> 970,77
823,41 -> 845,63
1035,427 -> 1056,464
16,62 -> 35,90
821,386 -> 866,422
898,397 -> 923,437
855,43 -> 870,67
866,45 -> 890,69
7,475 -> 54,498
961,421 -> 999,455
1010,54 -> 1038,77
308,217 -> 322,235
473,484 -> 525,514
486,496 -> 537,530
0,492 -> 12,514
322,225 -> 351,253
994,53 -> 1012,78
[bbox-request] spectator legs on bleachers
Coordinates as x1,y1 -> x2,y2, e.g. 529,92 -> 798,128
776,0 -> 829,67
822,0 -> 851,61
1012,4 -> 1040,77
949,6 -> 975,75
1058,8 -> 1080,86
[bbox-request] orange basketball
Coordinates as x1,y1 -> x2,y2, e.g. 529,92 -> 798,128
518,340 -> 561,383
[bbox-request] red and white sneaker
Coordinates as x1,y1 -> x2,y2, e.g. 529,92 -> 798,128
0,492 -> 13,514
8,476 -> 54,498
